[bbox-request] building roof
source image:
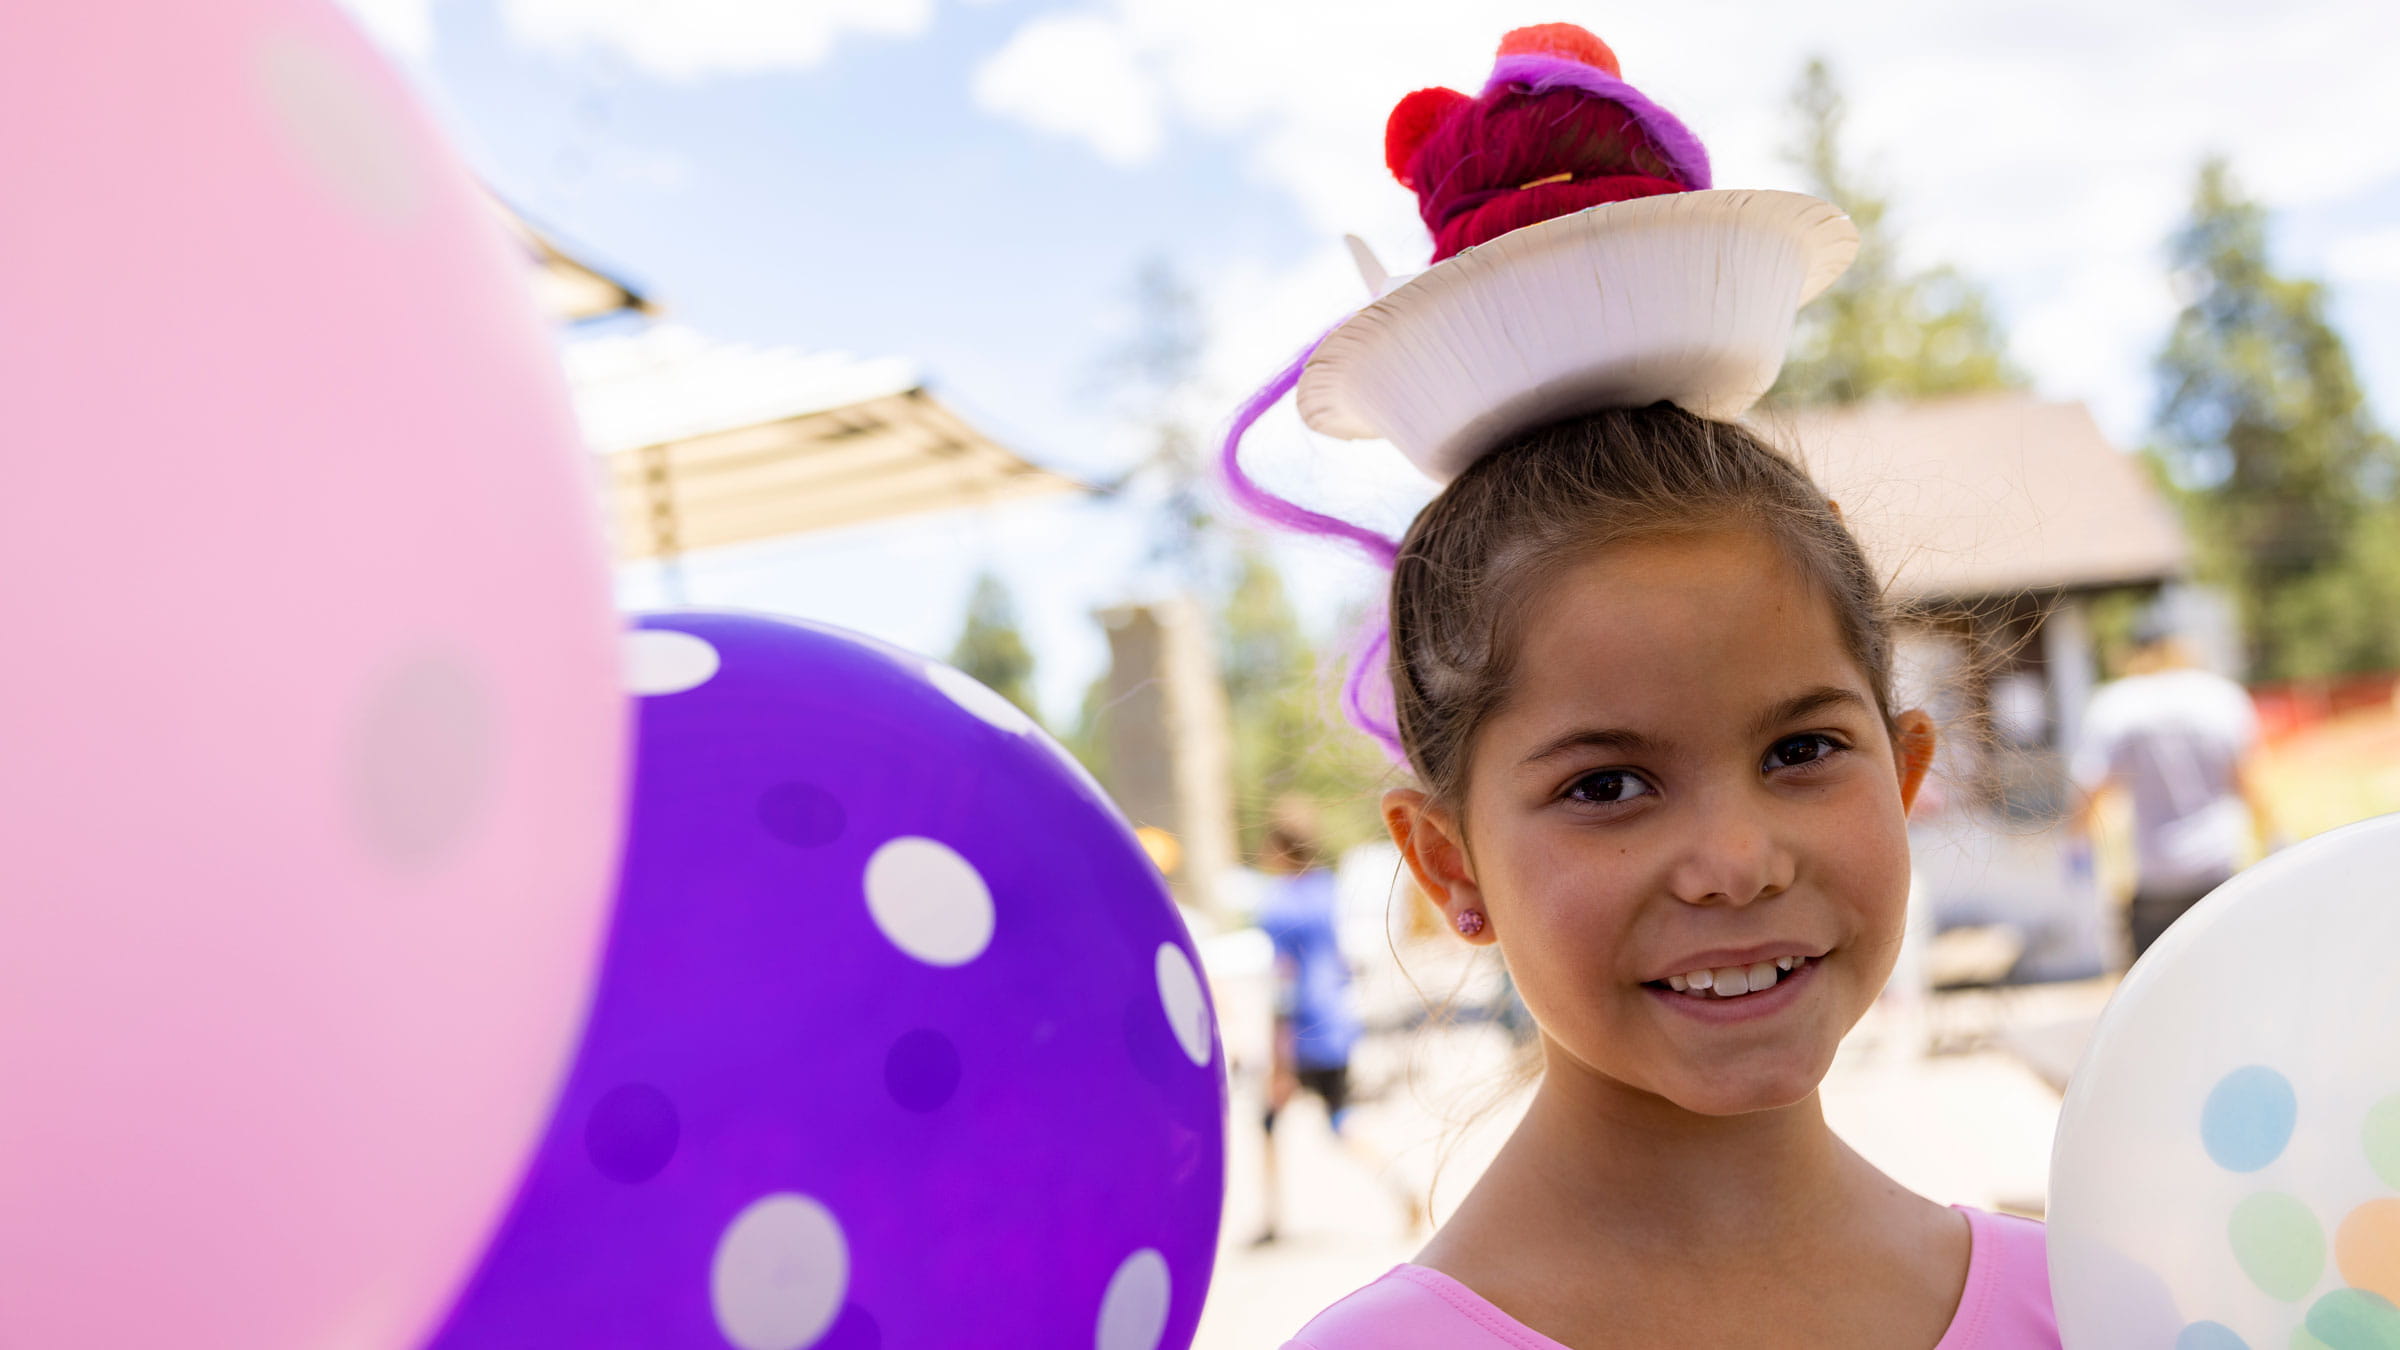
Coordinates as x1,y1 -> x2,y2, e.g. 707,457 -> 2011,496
1773,394 -> 2189,604
565,325 -> 1083,558
495,200 -> 651,323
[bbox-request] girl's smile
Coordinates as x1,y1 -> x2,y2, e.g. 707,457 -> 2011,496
1642,949 -> 1823,1024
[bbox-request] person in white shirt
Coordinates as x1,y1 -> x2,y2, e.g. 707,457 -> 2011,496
2069,610 -> 2275,960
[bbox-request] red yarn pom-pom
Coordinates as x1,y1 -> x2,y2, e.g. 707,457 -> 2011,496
1384,86 -> 1470,188
1495,22 -> 1620,77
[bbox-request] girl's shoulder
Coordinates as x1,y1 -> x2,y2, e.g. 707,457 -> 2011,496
1939,1207 -> 2061,1350
1279,1264 -> 1568,1350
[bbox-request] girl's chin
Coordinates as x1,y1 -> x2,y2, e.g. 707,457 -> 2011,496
1665,1078 -> 1823,1117
1645,1045 -> 1837,1117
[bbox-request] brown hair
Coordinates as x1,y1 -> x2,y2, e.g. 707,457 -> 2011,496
1387,403 -> 1897,811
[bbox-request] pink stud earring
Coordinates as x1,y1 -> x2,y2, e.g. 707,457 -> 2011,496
1454,909 -> 1487,938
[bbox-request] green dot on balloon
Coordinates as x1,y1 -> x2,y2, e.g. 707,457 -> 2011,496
2365,1096 -> 2400,1192
2303,1288 -> 2400,1350
2295,1328 -> 2337,1350
2231,1192 -> 2326,1302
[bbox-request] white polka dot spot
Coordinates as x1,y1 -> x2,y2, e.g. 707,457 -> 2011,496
1094,1248 -> 1171,1350
623,628 -> 721,695
1154,943 -> 1212,1068
252,29 -> 426,225
926,661 -> 1036,735
864,837 -> 994,966
710,1193 -> 848,1350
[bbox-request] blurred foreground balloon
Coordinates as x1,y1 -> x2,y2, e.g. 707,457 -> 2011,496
0,2 -> 625,1346
430,612 -> 1225,1350
2050,815 -> 2400,1350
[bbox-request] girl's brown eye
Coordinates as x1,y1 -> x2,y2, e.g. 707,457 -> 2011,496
1765,733 -> 1845,771
1566,769 -> 1653,805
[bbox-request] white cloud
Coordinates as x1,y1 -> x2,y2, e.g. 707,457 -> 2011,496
2329,228 -> 2400,286
972,0 -> 2400,445
499,0 -> 935,80
336,0 -> 435,61
970,13 -> 1164,166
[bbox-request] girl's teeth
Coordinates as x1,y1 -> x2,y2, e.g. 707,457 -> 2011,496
1665,956 -> 1809,998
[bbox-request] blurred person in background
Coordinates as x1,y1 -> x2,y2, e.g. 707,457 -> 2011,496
1252,800 -> 1421,1246
2069,605 -> 2276,961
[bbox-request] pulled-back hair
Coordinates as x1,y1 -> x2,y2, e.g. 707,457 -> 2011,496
1385,405 -> 1896,811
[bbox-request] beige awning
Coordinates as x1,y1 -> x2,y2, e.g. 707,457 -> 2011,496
1772,395 -> 2189,603
567,326 -> 1084,558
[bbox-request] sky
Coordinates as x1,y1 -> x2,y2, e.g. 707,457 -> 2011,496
341,0 -> 2400,724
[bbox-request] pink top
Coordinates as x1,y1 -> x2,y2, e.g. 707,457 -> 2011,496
1282,1207 -> 2059,1350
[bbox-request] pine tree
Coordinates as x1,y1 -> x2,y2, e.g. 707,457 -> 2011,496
2151,158 -> 2400,681
1219,550 -> 1387,858
947,570 -> 1044,727
1771,58 -> 2021,406
1102,258 -> 1215,587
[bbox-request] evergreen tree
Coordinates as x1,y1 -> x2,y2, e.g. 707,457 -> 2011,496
1771,58 -> 2021,406
1064,259 -> 1217,799
1219,550 -> 1387,858
2151,158 -> 2400,681
1101,258 -> 1215,587
947,570 -> 1044,727
1061,669 -> 1115,798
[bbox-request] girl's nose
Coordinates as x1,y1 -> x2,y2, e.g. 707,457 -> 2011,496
1665,790 -> 1797,907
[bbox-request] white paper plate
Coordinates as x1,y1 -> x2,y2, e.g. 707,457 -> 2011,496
1297,189 -> 1857,483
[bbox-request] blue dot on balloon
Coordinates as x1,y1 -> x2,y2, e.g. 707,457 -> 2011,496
757,781 -> 845,848
884,1029 -> 960,1113
2201,1066 -> 2298,1173
583,1083 -> 680,1184
2174,1321 -> 2250,1350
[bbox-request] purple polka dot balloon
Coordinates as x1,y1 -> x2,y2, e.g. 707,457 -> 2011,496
430,612 -> 1225,1350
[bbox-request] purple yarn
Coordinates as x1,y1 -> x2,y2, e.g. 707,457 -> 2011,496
1341,621 -> 1405,764
1219,338 -> 1409,762
1481,53 -> 1713,191
1218,334 -> 1401,570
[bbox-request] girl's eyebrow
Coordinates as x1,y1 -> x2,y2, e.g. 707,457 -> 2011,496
1750,686 -> 1869,737
1518,724 -> 1666,767
1519,686 -> 1868,769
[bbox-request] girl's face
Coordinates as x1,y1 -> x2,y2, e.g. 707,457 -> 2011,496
1394,529 -> 1934,1117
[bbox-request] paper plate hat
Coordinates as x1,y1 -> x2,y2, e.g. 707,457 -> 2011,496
1259,24 -> 1859,486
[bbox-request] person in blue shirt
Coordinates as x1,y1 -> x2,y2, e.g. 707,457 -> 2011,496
1252,803 -> 1418,1245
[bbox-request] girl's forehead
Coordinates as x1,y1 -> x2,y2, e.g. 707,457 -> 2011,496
1502,532 -> 1869,730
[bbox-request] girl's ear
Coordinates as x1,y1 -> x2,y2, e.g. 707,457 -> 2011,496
1382,787 -> 1494,944
1891,709 -> 1938,814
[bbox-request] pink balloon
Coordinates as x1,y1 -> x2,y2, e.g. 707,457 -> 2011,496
0,2 -> 626,1347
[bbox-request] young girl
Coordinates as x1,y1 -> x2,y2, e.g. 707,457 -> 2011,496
1222,24 -> 2062,1350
